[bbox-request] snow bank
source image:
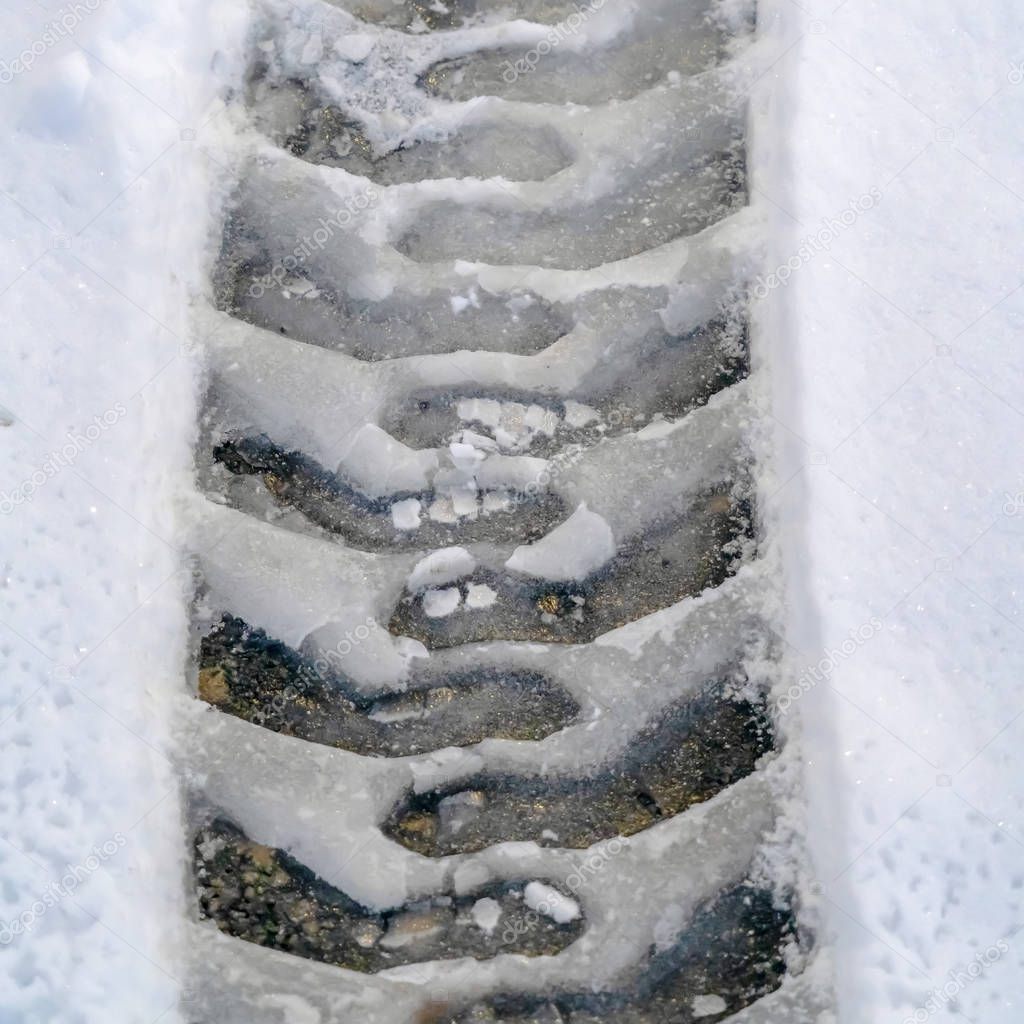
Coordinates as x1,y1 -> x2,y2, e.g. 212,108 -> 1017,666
757,0 -> 1024,1020
0,0 -> 244,1020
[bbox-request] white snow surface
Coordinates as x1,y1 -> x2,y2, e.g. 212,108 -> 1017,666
0,0 -> 243,1021
756,0 -> 1024,1021
4,0 -> 1024,1019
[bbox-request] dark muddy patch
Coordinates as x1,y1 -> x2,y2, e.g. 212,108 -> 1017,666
441,883 -> 794,1023
212,205 -> 573,360
210,434 -> 566,550
389,494 -> 754,649
194,819 -> 583,972
343,0 -> 589,32
394,141 -> 747,271
198,615 -> 579,756
418,4 -> 728,107
379,313 -> 748,457
384,683 -> 773,856
249,75 -> 572,184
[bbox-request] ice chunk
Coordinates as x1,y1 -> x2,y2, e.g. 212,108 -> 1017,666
427,496 -> 458,524
438,790 -> 486,835
457,397 -> 503,431
506,503 -> 616,581
450,487 -> 479,518
564,400 -> 601,428
466,583 -> 497,609
457,430 -> 499,453
341,424 -> 437,497
524,882 -> 580,924
333,33 -> 375,63
449,441 -> 486,468
482,491 -> 511,514
523,403 -> 560,435
409,547 -> 475,590
379,909 -> 447,950
423,587 -> 461,618
391,498 -> 421,531
692,994 -> 728,1017
475,455 -> 548,492
450,289 -> 481,314
456,397 -> 559,451
471,897 -> 502,935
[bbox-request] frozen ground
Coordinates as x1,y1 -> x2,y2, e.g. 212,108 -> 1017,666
0,0 -> 1023,1022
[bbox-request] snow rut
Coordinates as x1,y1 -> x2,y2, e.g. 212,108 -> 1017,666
186,0 -> 807,1020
